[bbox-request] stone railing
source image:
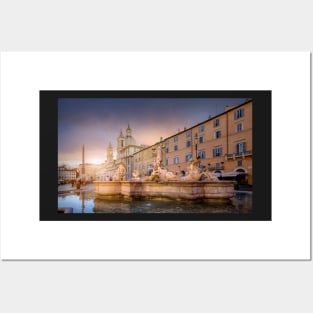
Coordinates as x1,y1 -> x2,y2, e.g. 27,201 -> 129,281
225,150 -> 253,160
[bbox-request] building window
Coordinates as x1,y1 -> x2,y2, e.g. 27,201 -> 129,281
186,130 -> 191,138
186,140 -> 191,147
214,119 -> 219,127
236,122 -> 243,132
213,147 -> 222,157
215,130 -> 221,139
165,158 -> 169,166
199,125 -> 205,133
237,160 -> 243,167
174,136 -> 178,142
174,156 -> 179,164
216,163 -> 221,169
198,150 -> 206,159
185,153 -> 192,162
199,136 -> 204,144
166,147 -> 169,153
235,108 -> 244,119
174,145 -> 178,151
236,142 -> 246,154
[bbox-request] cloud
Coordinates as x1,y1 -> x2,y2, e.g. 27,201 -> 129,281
58,97 -> 248,165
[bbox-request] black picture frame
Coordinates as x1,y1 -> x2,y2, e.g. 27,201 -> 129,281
40,90 -> 271,221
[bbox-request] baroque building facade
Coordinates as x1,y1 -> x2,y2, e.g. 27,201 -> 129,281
96,125 -> 146,181
95,142 -> 118,181
78,163 -> 102,182
116,125 -> 146,180
58,166 -> 78,183
133,100 -> 253,185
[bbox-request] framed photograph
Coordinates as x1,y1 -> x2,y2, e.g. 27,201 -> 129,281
1,52 -> 309,260
41,90 -> 271,221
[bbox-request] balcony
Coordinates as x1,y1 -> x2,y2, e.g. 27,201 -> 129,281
208,165 -> 224,171
225,150 -> 253,160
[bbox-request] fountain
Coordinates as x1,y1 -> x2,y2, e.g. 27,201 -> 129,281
94,144 -> 235,203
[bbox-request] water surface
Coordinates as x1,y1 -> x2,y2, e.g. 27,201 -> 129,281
58,185 -> 252,214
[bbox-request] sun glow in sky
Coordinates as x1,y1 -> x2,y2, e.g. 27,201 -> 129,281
58,98 -> 249,168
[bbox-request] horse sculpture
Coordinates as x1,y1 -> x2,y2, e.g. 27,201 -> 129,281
181,159 -> 219,182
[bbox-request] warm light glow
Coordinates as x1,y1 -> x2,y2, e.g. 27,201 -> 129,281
88,158 -> 103,165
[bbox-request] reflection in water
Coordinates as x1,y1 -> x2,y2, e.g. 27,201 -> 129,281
58,189 -> 95,213
81,192 -> 85,213
93,198 -> 236,214
229,192 -> 253,214
58,189 -> 253,214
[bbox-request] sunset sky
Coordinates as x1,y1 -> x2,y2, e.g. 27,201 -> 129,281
58,98 -> 249,168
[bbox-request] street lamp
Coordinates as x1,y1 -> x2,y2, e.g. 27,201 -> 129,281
194,133 -> 198,160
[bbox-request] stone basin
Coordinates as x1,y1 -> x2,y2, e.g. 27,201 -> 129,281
94,181 -> 235,203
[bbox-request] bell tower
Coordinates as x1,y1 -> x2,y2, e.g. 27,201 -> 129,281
107,142 -> 113,162
118,130 -> 125,149
126,124 -> 132,137
117,129 -> 125,160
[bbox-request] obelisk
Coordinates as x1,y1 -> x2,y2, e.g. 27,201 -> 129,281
82,144 -> 85,183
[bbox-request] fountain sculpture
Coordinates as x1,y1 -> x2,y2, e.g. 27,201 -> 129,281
144,144 -> 218,183
93,143 -> 235,202
113,163 -> 126,181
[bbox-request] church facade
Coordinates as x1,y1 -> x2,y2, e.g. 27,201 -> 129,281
117,125 -> 146,180
95,125 -> 146,181
94,142 -> 117,181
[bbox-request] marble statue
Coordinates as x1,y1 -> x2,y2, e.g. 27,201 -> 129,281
132,169 -> 140,181
180,159 -> 202,181
142,143 -> 219,183
113,163 -> 126,181
180,159 -> 220,182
